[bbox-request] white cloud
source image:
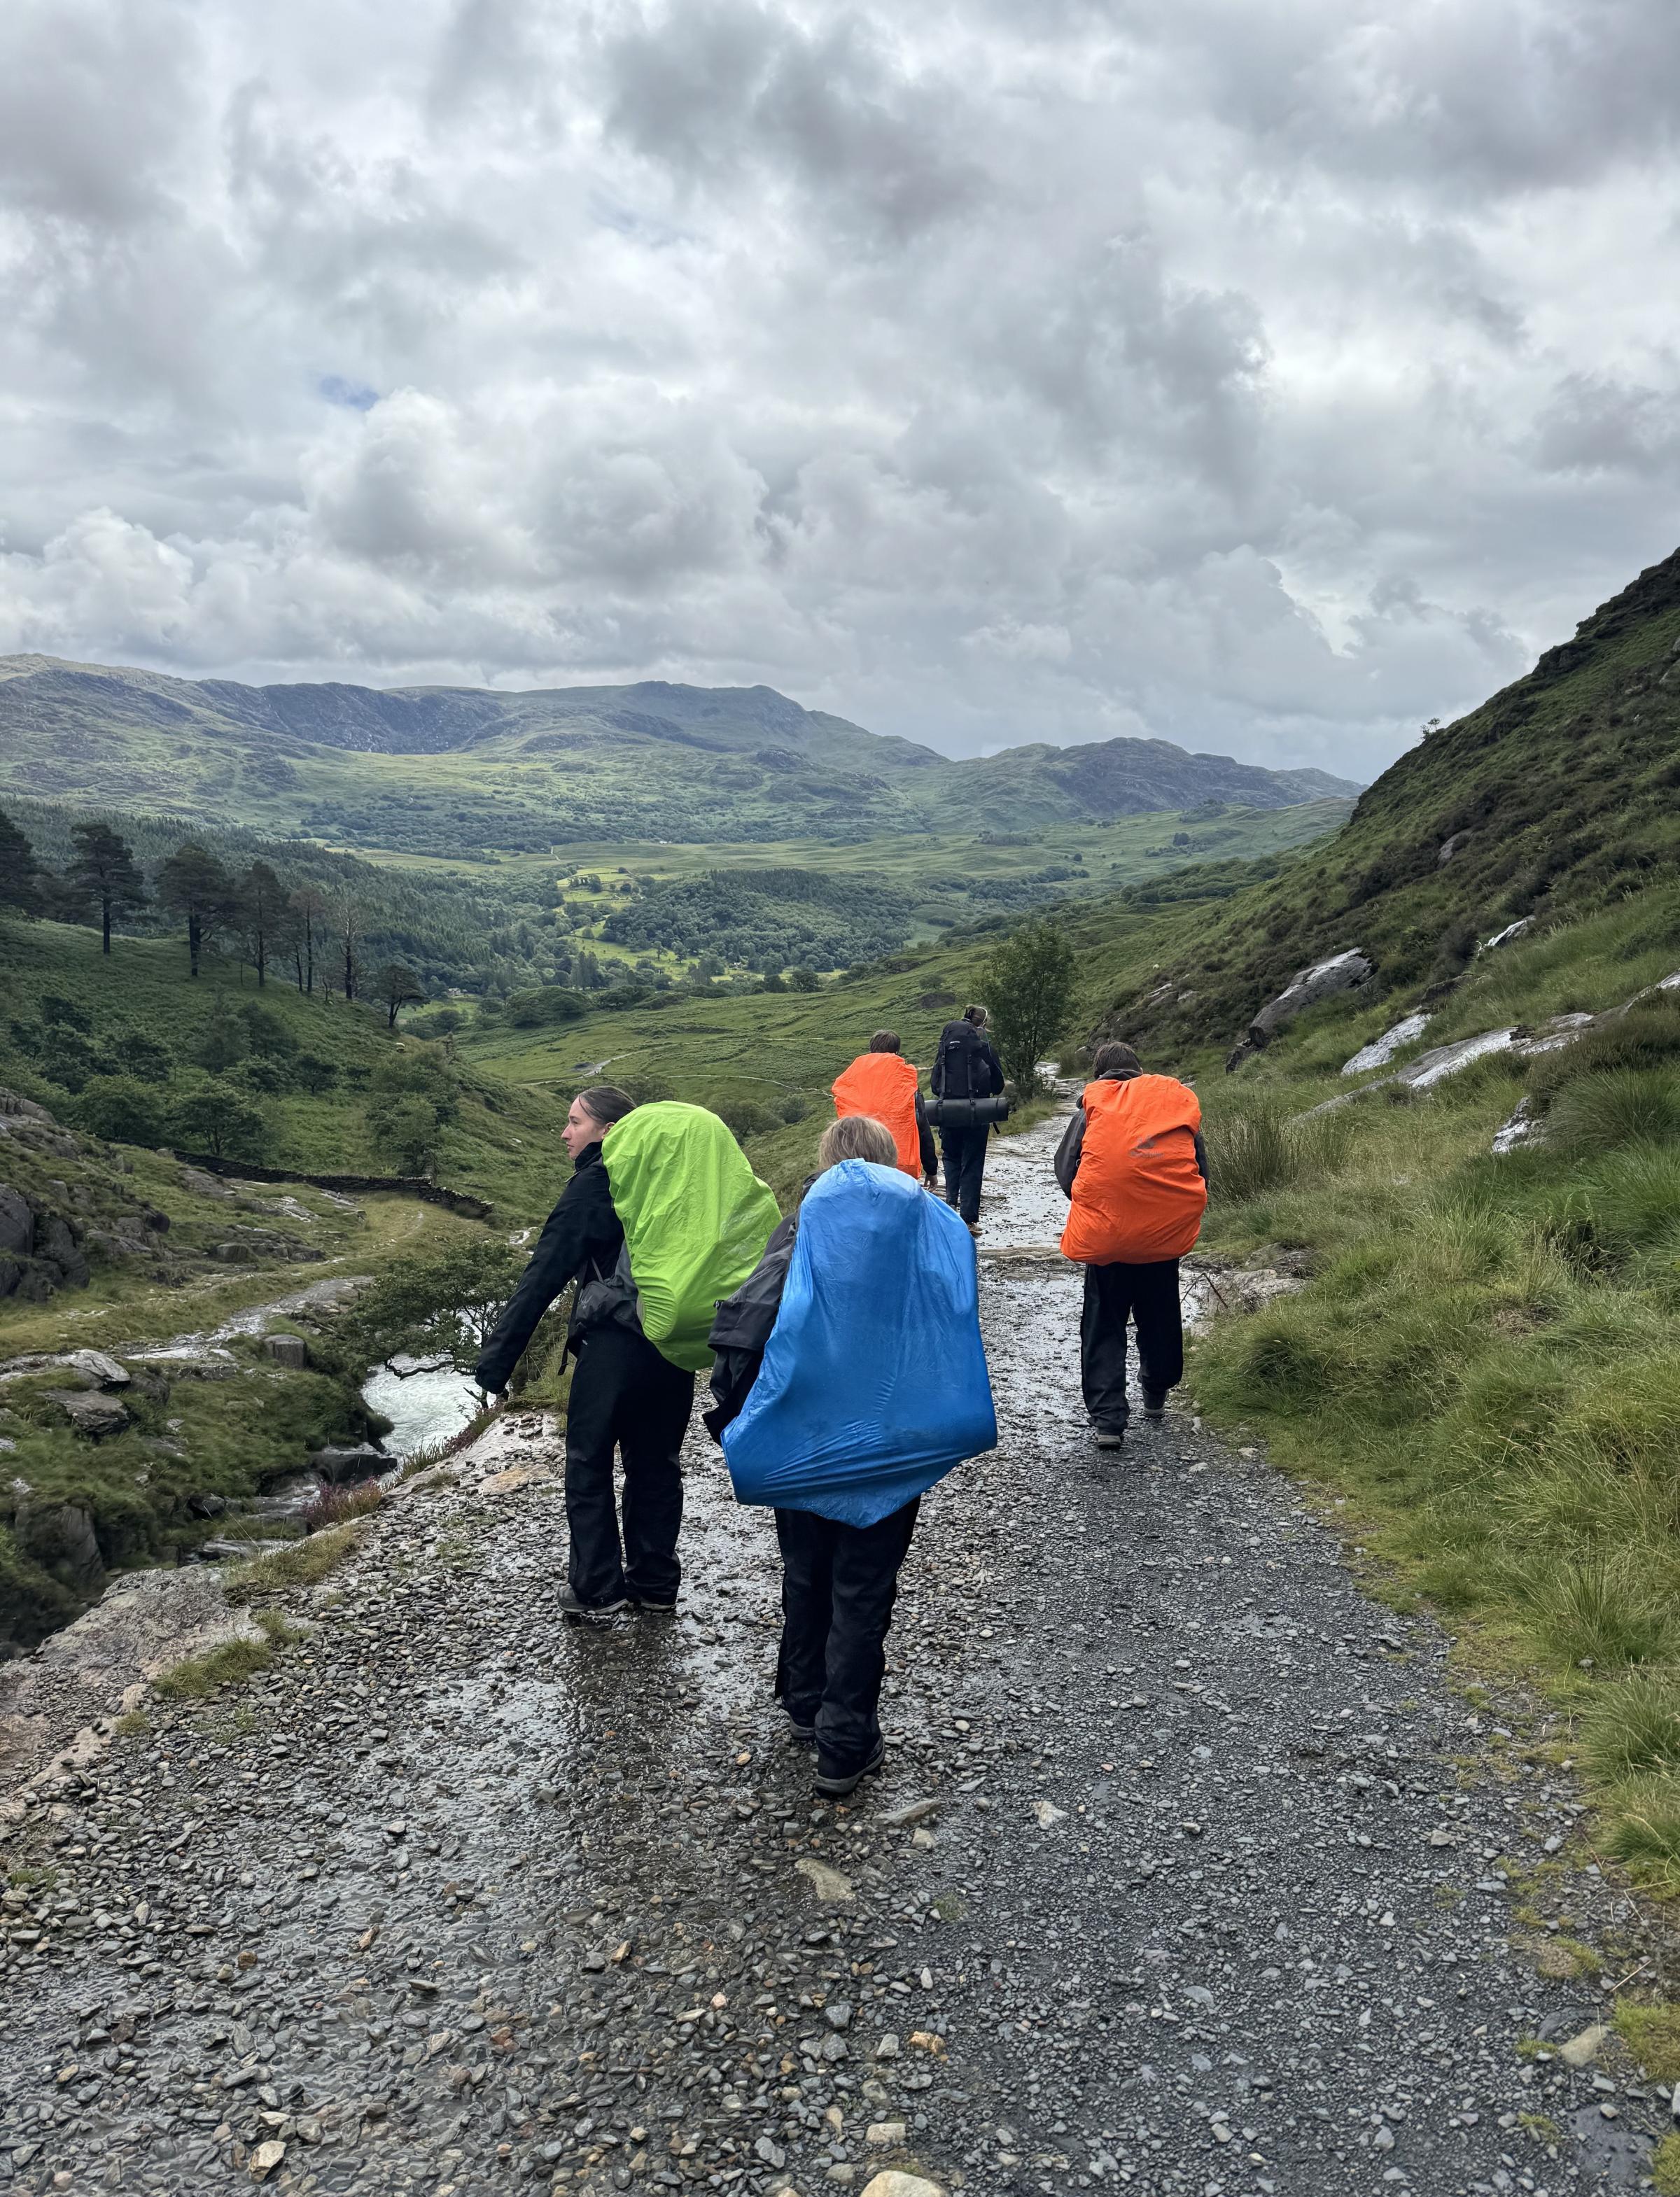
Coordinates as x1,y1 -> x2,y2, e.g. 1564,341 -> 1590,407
0,0 -> 1676,780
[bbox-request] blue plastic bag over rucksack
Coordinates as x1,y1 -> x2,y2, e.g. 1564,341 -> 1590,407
722,1160 -> 997,1527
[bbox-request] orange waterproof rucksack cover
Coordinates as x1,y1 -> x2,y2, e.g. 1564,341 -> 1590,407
1060,1074 -> 1207,1265
832,1053 -> 922,1177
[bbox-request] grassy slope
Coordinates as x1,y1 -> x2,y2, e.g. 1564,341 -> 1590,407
1102,545 -> 1680,1060
1176,889 -> 1680,1907
0,921 -> 568,1215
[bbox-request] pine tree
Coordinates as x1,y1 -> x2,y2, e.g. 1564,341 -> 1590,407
0,808 -> 42,920
157,842 -> 239,978
68,821 -> 147,953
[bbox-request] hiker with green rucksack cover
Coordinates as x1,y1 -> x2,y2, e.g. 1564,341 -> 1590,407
475,1089 -> 779,1620
602,1101 -> 783,1373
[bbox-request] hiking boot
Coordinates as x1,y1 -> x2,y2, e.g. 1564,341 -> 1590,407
1142,1391 -> 1168,1421
557,1585 -> 629,1622
631,1593 -> 678,1615
785,1715 -> 817,1745
814,1740 -> 886,1797
1093,1427 -> 1125,1451
966,1221 -> 981,1239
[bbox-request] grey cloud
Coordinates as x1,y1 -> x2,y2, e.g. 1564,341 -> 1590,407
0,0 -> 1676,786
599,2 -> 990,241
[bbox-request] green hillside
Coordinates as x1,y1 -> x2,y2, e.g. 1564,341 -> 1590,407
0,652 -> 1359,858
0,922 -> 567,1215
1100,545 -> 1680,1060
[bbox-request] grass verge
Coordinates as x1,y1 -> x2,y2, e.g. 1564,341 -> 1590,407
1186,893 -> 1680,1900
151,1609 -> 303,1699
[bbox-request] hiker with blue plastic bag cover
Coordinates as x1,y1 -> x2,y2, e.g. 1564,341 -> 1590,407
705,1114 -> 997,1797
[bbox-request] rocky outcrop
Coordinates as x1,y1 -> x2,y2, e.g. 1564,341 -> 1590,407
1228,951 -> 1374,1070
11,1496 -> 105,1595
1341,1011 -> 1431,1076
309,1443 -> 389,1484
0,1182 -> 91,1299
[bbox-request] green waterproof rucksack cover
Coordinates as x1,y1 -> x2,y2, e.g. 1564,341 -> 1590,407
602,1102 -> 782,1373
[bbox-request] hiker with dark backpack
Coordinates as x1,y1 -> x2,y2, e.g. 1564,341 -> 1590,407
927,1004 -> 1006,1233
1056,1041 -> 1208,1451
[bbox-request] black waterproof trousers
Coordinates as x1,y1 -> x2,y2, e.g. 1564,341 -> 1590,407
1080,1259 -> 1184,1433
564,1325 -> 694,1607
941,1127 -> 989,1225
774,1499 -> 920,1776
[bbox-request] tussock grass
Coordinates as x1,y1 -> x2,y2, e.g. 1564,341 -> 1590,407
152,1609 -> 302,1699
227,1524 -> 365,1599
1203,1100 -> 1352,1203
1617,2002 -> 1680,2085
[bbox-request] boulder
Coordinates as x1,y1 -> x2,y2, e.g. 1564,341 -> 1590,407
178,1166 -> 234,1199
49,1390 -> 130,1440
862,2177 -> 948,2197
13,1497 -> 105,1592
64,1350 -> 131,1390
1228,950 -> 1373,1069
309,1443 -> 388,1484
262,1333 -> 309,1370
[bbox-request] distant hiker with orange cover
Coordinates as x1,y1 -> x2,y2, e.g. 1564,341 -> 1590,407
832,1031 -> 937,1185
1055,1041 -> 1208,1452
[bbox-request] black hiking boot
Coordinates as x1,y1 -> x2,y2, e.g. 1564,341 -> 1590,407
1142,1391 -> 1168,1421
785,1715 -> 817,1745
557,1585 -> 629,1622
1093,1426 -> 1125,1452
814,1741 -> 886,1798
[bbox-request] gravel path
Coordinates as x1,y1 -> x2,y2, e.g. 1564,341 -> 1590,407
0,1111 -> 1668,2197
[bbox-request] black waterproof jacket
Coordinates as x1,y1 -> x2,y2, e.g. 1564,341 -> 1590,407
702,1208 -> 801,1441
1054,1070 -> 1209,1200
474,1142 -> 628,1393
930,1021 -> 1004,1102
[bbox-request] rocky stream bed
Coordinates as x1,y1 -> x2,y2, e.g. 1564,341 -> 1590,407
0,1109 -> 1671,2197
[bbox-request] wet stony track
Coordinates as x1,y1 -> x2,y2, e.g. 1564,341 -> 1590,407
0,1114 -> 1669,2197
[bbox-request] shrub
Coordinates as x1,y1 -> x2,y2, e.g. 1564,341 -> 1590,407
777,1093 -> 810,1124
506,987 -> 587,1027
74,1074 -> 170,1146
172,1079 -> 267,1160
300,1484 -> 382,1532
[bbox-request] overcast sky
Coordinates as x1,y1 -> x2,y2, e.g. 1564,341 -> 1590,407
1,0 -> 1677,775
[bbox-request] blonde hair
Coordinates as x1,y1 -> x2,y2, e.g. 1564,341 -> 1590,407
817,1114 -> 898,1170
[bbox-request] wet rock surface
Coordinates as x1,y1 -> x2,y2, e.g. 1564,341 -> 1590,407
0,1111 -> 1665,2195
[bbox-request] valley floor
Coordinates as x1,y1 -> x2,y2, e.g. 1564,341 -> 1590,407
0,1112 -> 1663,2196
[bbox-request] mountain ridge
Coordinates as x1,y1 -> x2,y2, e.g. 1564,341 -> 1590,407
0,652 -> 1362,855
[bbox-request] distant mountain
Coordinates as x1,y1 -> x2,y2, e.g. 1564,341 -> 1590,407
0,654 -> 1362,855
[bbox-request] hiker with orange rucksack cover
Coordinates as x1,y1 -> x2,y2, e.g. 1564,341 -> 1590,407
1055,1040 -> 1208,1452
832,1030 -> 938,1185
